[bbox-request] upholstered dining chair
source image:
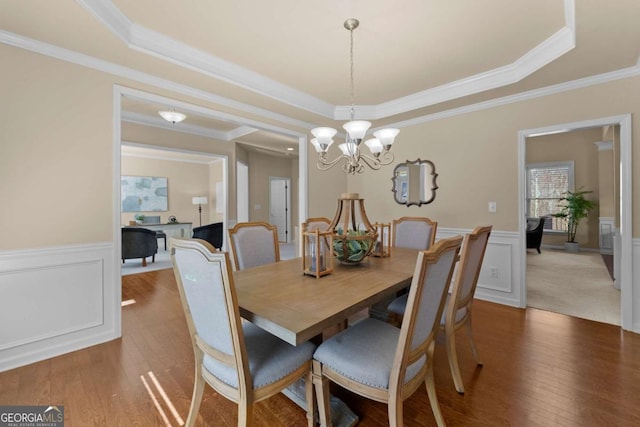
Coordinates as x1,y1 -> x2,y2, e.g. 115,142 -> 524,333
381,216 -> 439,323
388,225 -> 492,394
312,236 -> 463,427
228,222 -> 280,271
171,238 -> 316,427
392,216 -> 438,250
301,217 -> 331,233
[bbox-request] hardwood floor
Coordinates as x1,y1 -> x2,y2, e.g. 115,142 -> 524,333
1,268 -> 639,426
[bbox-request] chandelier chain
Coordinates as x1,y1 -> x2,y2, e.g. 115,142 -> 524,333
349,24 -> 355,121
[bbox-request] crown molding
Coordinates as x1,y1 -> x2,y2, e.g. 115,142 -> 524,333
121,141 -> 222,164
79,0 -> 577,121
0,29 -> 315,133
391,64 -> 640,130
77,0 -> 335,118
226,126 -> 258,140
121,111 -> 231,140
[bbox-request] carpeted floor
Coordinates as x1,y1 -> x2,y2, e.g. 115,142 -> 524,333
527,248 -> 620,325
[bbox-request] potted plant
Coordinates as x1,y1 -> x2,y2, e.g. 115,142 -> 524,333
552,189 -> 597,252
134,213 -> 145,224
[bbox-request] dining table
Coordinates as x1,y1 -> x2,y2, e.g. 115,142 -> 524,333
234,247 -> 419,346
233,247 -> 420,426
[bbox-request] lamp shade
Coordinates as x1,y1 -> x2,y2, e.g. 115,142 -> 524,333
373,128 -> 399,148
364,138 -> 383,154
192,196 -> 208,205
339,142 -> 358,156
343,120 -> 371,140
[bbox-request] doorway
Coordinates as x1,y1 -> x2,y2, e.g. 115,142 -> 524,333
269,177 -> 291,243
518,114 -> 632,330
237,161 -> 249,223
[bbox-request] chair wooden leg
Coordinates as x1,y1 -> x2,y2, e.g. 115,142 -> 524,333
312,360 -> 332,427
142,258 -> 147,267
305,370 -> 315,427
445,324 -> 465,394
185,374 -> 205,427
465,317 -> 483,366
237,399 -> 253,427
425,344 -> 446,427
387,393 -> 403,427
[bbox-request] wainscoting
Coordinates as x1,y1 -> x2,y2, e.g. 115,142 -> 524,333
0,243 -> 119,372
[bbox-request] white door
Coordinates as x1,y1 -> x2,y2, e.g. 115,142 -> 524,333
237,161 -> 249,223
269,177 -> 290,242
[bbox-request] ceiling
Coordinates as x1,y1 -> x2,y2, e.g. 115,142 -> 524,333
2,0 -> 640,154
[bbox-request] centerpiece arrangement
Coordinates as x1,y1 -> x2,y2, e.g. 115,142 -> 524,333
328,193 -> 378,264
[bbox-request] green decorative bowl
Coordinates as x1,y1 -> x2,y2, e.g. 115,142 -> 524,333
333,231 -> 376,264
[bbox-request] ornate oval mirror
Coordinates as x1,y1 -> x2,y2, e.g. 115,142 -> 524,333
391,159 -> 439,206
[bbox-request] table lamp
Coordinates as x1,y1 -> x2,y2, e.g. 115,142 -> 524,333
192,196 -> 208,226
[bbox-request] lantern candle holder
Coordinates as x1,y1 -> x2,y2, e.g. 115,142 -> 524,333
371,222 -> 391,257
302,229 -> 334,278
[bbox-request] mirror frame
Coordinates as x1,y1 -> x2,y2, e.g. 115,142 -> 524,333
391,159 -> 439,207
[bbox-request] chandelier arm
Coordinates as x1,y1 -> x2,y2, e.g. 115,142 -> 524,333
317,155 -> 348,171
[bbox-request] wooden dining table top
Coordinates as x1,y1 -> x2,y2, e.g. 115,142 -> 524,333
233,247 -> 419,346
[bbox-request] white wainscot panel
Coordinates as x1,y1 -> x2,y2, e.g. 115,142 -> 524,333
477,241 -> 512,293
0,243 -> 117,372
438,228 -> 519,307
0,261 -> 103,350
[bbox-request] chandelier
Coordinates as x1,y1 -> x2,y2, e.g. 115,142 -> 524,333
310,19 -> 399,175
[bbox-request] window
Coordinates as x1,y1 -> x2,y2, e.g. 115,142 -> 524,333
526,161 -> 574,232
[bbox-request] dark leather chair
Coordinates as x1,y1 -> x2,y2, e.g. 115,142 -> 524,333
122,228 -> 158,266
192,222 -> 224,249
526,217 -> 545,254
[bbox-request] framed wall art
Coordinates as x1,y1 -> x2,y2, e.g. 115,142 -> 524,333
121,176 -> 168,212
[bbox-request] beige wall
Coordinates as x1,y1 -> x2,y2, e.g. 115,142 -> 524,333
345,76 -> 640,240
122,122 -> 236,220
120,156 -> 212,226
247,150 -> 295,226
1,45 -> 114,250
526,128 -> 602,248
3,40 -> 640,255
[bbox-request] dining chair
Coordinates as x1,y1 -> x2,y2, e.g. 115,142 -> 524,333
171,238 -> 316,427
382,216 -> 439,323
441,225 -> 492,393
301,217 -> 331,233
312,235 -> 463,427
392,216 -> 438,250
228,221 -> 280,271
388,225 -> 492,394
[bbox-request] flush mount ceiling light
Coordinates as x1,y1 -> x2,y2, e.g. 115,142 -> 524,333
158,109 -> 187,124
310,19 -> 399,175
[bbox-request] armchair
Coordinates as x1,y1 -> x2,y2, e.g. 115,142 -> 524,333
526,217 -> 545,254
192,222 -> 224,250
122,228 -> 158,266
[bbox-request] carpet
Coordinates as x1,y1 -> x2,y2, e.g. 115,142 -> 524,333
527,248 -> 620,325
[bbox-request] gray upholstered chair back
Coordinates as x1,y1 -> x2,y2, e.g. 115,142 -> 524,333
171,240 -> 237,357
406,237 -> 460,351
393,216 -> 437,250
228,222 -> 280,271
453,226 -> 492,312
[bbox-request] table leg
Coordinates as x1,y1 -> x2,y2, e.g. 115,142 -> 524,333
283,377 -> 358,427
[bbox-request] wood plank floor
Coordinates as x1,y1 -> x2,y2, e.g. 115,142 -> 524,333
1,268 -> 639,426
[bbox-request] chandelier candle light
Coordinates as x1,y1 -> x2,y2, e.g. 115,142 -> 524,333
310,19 -> 399,174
